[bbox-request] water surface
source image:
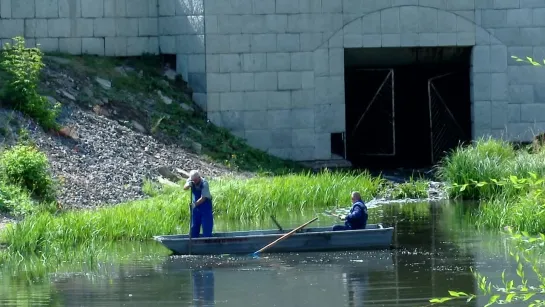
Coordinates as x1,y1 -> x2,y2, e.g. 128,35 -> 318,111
0,201 -> 520,306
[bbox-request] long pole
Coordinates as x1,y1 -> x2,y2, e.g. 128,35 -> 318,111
253,217 -> 318,256
188,189 -> 193,255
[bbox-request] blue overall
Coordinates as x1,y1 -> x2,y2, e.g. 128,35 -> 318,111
192,269 -> 215,305
190,180 -> 214,238
332,200 -> 368,231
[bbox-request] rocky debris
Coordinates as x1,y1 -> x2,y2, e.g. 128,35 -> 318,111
95,77 -> 111,90
0,107 -> 242,209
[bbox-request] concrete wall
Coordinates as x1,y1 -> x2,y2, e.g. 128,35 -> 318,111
203,0 -> 545,162
7,0 -> 545,162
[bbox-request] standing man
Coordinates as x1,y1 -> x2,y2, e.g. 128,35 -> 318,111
183,170 -> 214,238
332,191 -> 368,231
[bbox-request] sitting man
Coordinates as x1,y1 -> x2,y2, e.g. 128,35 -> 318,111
332,191 -> 368,231
183,170 -> 214,238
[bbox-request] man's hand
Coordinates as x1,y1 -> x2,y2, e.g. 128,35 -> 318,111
187,180 -> 194,187
189,202 -> 196,209
338,214 -> 346,221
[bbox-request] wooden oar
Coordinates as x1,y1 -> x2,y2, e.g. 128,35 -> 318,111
252,217 -> 318,258
270,215 -> 283,231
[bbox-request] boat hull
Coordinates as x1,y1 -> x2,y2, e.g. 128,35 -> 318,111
153,224 -> 394,255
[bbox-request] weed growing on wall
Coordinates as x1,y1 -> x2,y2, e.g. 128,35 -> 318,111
0,36 -> 60,130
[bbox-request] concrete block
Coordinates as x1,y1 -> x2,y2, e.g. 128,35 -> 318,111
419,33 -> 437,46
207,73 -> 231,93
401,33 -> 420,46
148,36 -> 159,54
81,0 -> 103,17
159,36 -> 175,53
265,14 -> 288,33
534,8 -> 545,26
207,93 -> 220,112
0,0 -> 11,18
314,133 -> 331,160
292,147 -> 314,160
398,6 -> 419,33
178,54 -> 189,79
481,9 -> 506,27
361,11 -> 381,35
301,33 -> 323,51
520,28 -> 545,46
244,111 -> 269,130
193,92 -> 207,111
253,0 -> 275,13
315,104 -> 344,132
381,8 -> 400,34
219,54 -> 241,73
207,112 -> 222,126
277,34 -> 300,52
418,0 -> 447,9
343,34 -> 363,48
291,108 -> 314,128
292,89 -> 315,107
508,104 -> 521,123
0,19 -> 24,39
315,76 -> 344,105
36,38 -> 59,52
270,129 -> 293,148
251,34 -> 277,53
437,33 -> 457,45
244,91 -> 268,110
299,0 -> 321,13
230,34 -> 251,53
506,9 -> 533,27
278,71 -> 302,90
230,73 -> 255,92
220,92 -> 245,111
25,19 -> 48,38
313,48 -> 329,77
48,19 -> 71,38
276,0 -> 299,13
457,15 -> 475,33
114,17 -> 140,37
491,101 -> 508,129
534,84 -> 545,102
508,66 -> 540,85
205,34 -> 230,54
292,129 -> 315,148
344,18 -> 361,35
58,38 -> 82,54
472,73 -> 492,100
105,37 -> 127,56
127,37 -> 151,55
509,85 -> 534,104
472,100 -> 491,128
322,0 -> 342,12
240,15 -> 267,34
447,0 -> 474,10
383,34 -> 401,47
126,0 -> 148,17
362,34 -> 381,47
254,72 -> 277,91
291,52 -> 314,71
301,71 -> 315,90
178,34 -> 205,53
220,111 -> 245,131
521,104 -> 545,122
58,0 -> 81,17
244,130 -> 272,151
268,148 -> 292,159
176,0 -> 204,15
328,49 -> 343,76
188,54 -> 205,73
104,0 -> 127,17
522,0 -> 545,8
267,53 -> 290,71
494,0 -> 521,8
242,53 -> 266,72
74,18 -> 94,37
267,110 -> 292,129
12,0 -> 34,18
457,32 -> 475,46
472,45 -> 491,72
475,0 -> 494,9
490,45 -> 507,72
94,18 -> 116,37
139,18 -> 158,36
418,7 -> 438,33
437,10 -> 457,32
267,91 -> 291,109
158,0 -> 175,16
36,0 -> 59,18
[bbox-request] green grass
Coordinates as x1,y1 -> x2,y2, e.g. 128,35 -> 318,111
0,170 -> 385,256
436,137 -> 545,200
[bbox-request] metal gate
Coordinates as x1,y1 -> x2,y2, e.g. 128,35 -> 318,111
428,72 -> 468,164
349,69 -> 396,156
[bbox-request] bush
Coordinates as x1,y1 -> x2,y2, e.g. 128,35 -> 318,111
0,144 -> 55,202
0,181 -> 36,216
0,36 -> 60,130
